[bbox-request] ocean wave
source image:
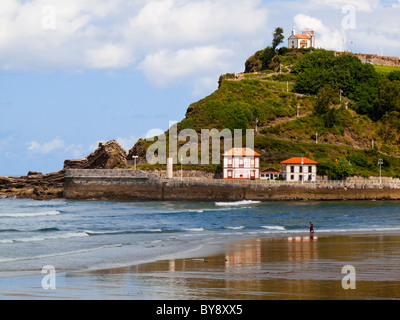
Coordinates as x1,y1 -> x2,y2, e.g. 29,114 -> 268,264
215,200 -> 261,206
0,244 -> 123,264
262,225 -> 286,231
2,232 -> 88,244
84,228 -> 176,236
0,210 -> 61,218
225,226 -> 245,230
183,228 -> 205,232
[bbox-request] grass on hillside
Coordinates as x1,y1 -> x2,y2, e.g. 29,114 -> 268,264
373,64 -> 400,76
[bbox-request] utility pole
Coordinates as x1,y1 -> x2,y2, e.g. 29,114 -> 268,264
297,105 -> 299,118
340,89 -> 343,102
378,158 -> 383,184
280,63 -> 283,74
316,131 -> 318,144
256,118 -> 258,132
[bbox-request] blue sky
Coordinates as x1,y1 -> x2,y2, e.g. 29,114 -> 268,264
0,0 -> 399,176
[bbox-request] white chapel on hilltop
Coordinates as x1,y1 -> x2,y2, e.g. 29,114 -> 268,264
288,29 -> 315,49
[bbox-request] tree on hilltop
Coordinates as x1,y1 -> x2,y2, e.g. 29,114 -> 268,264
272,27 -> 285,52
261,27 -> 285,69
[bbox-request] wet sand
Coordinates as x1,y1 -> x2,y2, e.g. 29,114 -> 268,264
2,233 -> 400,299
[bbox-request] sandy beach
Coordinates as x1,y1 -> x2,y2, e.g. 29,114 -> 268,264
2,232 -> 400,300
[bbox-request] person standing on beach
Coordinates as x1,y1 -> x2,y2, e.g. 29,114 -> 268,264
309,222 -> 314,234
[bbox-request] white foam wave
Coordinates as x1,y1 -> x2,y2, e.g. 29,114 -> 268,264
215,200 -> 261,206
262,225 -> 286,231
0,244 -> 122,264
184,228 -> 205,232
0,210 -> 61,218
225,226 -> 245,230
3,232 -> 88,244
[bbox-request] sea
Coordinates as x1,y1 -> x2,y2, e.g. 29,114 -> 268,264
1,197 -> 400,277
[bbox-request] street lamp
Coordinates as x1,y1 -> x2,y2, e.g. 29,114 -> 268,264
378,158 -> 383,184
132,155 -> 138,170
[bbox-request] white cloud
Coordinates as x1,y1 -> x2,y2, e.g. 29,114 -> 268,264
138,46 -> 233,87
293,14 -> 344,51
85,44 -> 134,69
309,0 -> 379,12
0,0 -> 268,87
126,0 -> 268,49
27,138 -> 65,154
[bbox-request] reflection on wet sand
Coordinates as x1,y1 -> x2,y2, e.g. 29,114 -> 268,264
118,234 -> 400,300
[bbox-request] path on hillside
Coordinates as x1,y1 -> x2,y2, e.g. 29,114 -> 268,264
256,110 -> 313,134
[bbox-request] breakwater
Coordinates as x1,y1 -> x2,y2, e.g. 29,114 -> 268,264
64,169 -> 400,201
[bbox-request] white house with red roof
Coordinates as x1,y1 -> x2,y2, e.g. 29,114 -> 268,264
288,30 -> 315,49
280,157 -> 318,182
222,148 -> 260,180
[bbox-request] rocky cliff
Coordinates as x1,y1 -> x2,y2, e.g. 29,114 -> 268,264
0,140 -> 128,200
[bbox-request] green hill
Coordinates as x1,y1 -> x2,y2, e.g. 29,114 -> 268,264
132,47 -> 400,179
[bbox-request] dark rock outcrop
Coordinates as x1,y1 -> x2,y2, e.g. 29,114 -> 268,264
0,140 -> 129,200
64,140 -> 127,169
127,138 -> 147,164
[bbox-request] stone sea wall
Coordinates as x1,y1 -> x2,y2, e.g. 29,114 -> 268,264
64,169 -> 400,202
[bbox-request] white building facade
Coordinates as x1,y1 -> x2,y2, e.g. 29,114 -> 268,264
288,30 -> 315,49
223,148 -> 260,180
281,157 -> 318,182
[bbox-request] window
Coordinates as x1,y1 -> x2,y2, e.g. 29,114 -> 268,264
250,171 -> 255,178
290,166 -> 295,173
291,175 -> 294,180
239,158 -> 244,168
308,174 -> 312,181
299,166 -> 303,173
250,159 -> 255,168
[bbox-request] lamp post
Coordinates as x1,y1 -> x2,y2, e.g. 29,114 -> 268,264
132,155 -> 138,170
378,158 -> 383,184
